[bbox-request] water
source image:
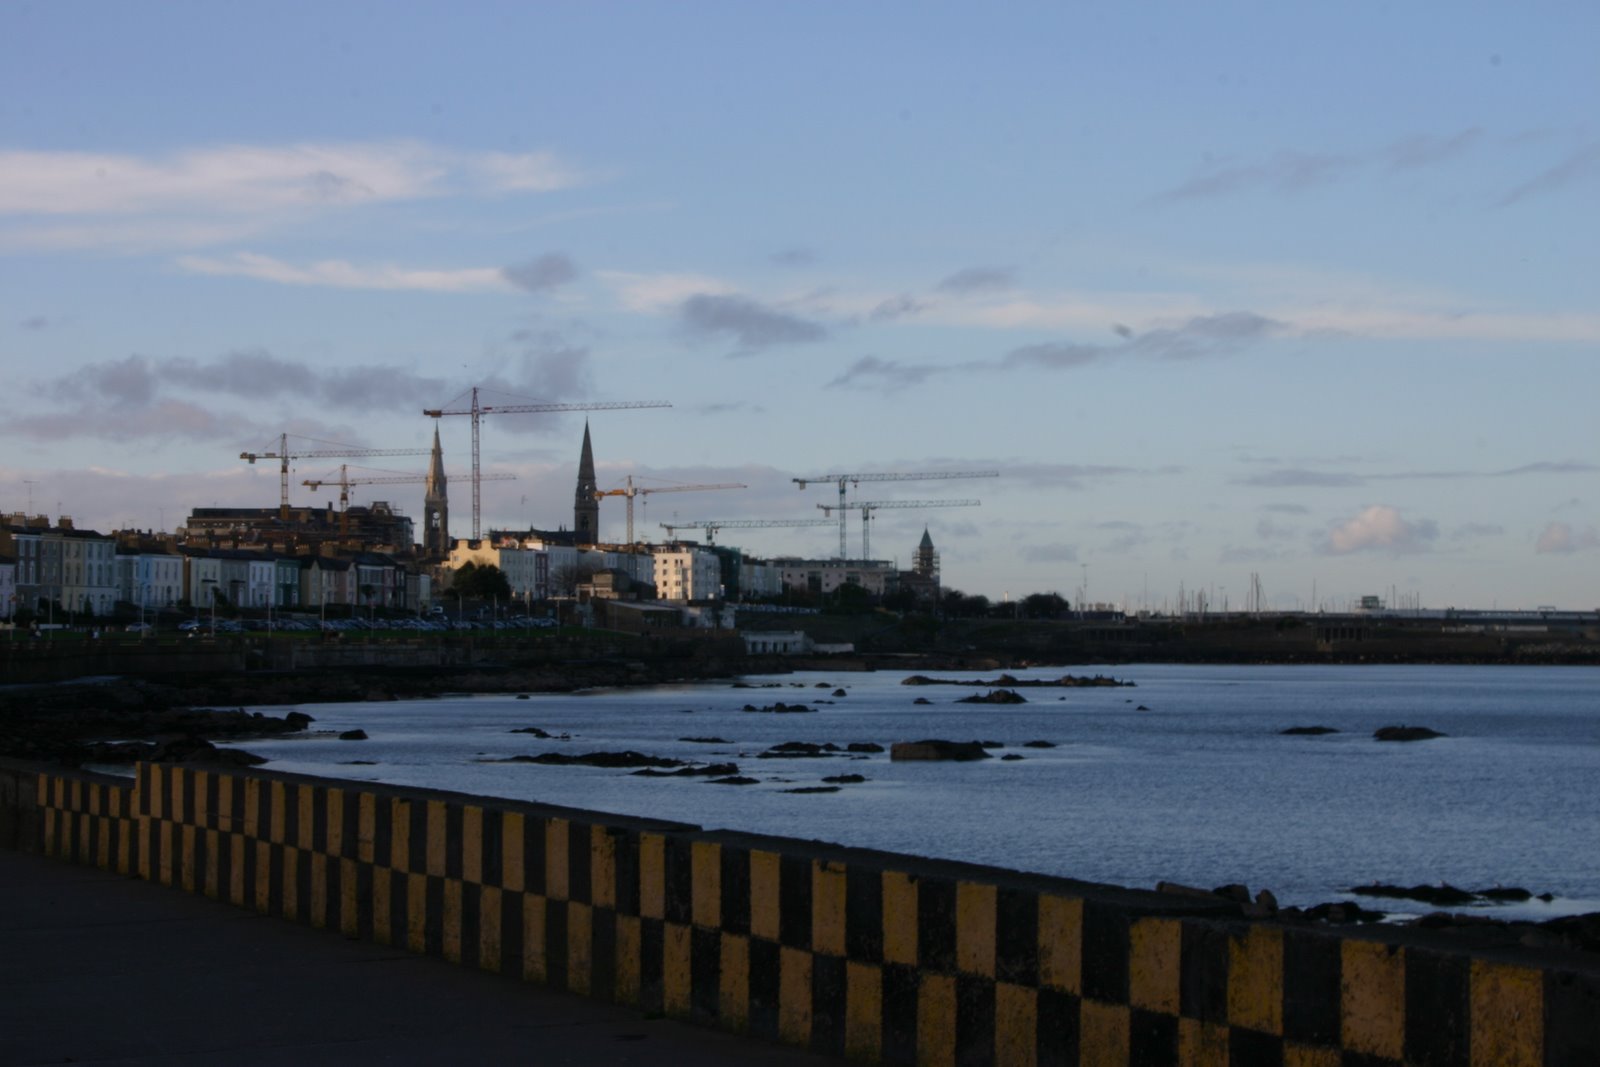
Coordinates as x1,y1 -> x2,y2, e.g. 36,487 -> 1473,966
233,663 -> 1600,919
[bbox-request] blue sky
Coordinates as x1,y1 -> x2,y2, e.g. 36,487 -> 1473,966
2,2 -> 1596,609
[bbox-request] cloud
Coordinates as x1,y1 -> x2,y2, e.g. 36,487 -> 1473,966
770,247 -> 817,266
2,397 -> 274,444
1238,468 -> 1367,488
599,270 -> 733,312
0,141 -> 586,252
1493,460 -> 1598,477
936,267 -> 1017,294
178,252 -> 512,292
1160,150 -> 1359,200
1535,521 -> 1599,554
502,254 -> 578,293
1256,518 -> 1299,541
869,294 -> 927,321
1262,503 -> 1310,515
1320,505 -> 1439,555
1220,546 -> 1286,564
1005,311 -> 1285,370
1022,543 -> 1079,563
19,315 -> 49,330
1451,522 -> 1504,541
827,356 -> 951,390
680,293 -> 827,353
1499,142 -> 1600,207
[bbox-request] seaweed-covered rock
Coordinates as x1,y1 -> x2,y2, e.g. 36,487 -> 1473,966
1373,725 -> 1446,742
956,689 -> 1026,705
890,739 -> 992,762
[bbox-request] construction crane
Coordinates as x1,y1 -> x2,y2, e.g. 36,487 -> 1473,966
423,387 -> 671,540
301,465 -> 515,535
594,476 -> 747,544
240,434 -> 430,520
819,499 -> 980,561
659,518 -> 837,544
792,470 -> 999,559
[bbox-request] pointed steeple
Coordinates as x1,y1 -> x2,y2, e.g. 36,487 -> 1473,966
574,421 -> 599,544
422,426 -> 449,559
919,526 -> 934,551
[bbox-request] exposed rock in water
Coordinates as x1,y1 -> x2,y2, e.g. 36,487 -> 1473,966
912,697 -> 933,705
978,740 -> 1004,748
679,736 -> 731,744
1000,754 -> 1024,761
709,775 -> 759,786
783,786 -> 841,794
1373,725 -> 1446,742
902,673 -> 1134,688
511,726 -> 553,738
758,741 -> 842,759
890,739 -> 993,762
484,750 -> 686,769
1282,726 -> 1339,736
956,689 -> 1027,705
846,742 -> 884,753
632,762 -> 739,778
821,774 -> 867,784
1350,883 -> 1477,906
341,760 -> 378,766
1022,740 -> 1057,748
741,702 -> 816,714
338,729 -> 368,741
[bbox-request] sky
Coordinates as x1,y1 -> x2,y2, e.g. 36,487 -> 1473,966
1,2 -> 1596,611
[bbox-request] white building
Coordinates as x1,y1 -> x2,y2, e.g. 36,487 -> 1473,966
116,549 -> 183,612
0,555 -> 14,621
652,544 -> 722,602
776,558 -> 896,597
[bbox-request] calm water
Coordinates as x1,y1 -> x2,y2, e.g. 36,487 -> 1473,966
234,664 -> 1600,918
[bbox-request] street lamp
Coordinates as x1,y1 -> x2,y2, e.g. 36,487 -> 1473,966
201,578 -> 217,633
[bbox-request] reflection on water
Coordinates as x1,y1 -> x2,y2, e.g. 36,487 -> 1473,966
235,663 -> 1600,915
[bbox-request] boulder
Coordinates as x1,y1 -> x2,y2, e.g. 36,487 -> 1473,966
338,729 -> 368,741
1373,725 -> 1446,742
1281,726 -> 1339,736
956,689 -> 1027,705
890,739 -> 993,762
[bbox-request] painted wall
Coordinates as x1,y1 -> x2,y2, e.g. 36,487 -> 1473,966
5,759 -> 1596,1065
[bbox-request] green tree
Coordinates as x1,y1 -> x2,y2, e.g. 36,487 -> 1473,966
1022,592 -> 1070,619
451,562 -> 512,600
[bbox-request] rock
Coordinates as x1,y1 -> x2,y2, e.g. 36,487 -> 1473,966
486,750 -> 686,769
1135,705 -> 1151,711
338,729 -> 368,741
511,726 -> 552,738
1373,725 -> 1446,742
340,760 -> 378,766
1282,726 -> 1339,735
832,688 -> 848,697
821,774 -> 867,784
1000,754 -> 1024,761
913,697 -> 932,705
741,702 -> 816,713
846,742 -> 884,753
782,786 -> 841,794
284,711 -> 315,731
978,740 -> 1004,748
516,694 -> 530,699
757,742 -> 842,759
679,736 -> 731,744
632,762 -> 739,778
890,740 -> 993,762
709,775 -> 759,786
1212,884 -> 1251,904
1300,901 -> 1386,924
1349,883 -> 1476,906
1022,740 -> 1057,748
956,689 -> 1027,705
1479,886 -> 1533,902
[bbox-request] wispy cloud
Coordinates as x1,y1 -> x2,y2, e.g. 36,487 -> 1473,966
935,266 -> 1017,294
1022,543 -> 1079,563
680,293 -> 827,354
502,253 -> 578,293
598,270 -> 734,312
1320,505 -> 1438,556
0,141 -> 586,251
770,247 -> 817,266
178,252 -> 513,292
1498,141 -> 1600,207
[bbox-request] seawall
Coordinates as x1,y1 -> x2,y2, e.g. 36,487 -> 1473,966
2,757 -> 1595,1065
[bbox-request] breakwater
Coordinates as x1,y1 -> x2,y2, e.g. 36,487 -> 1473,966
2,757 -> 1595,1065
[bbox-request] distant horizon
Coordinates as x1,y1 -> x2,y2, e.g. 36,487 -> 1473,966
3,4 -> 1595,611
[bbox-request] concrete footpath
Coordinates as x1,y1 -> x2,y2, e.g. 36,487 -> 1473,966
0,847 -> 835,1066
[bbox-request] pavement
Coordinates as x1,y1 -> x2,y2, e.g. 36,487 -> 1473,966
0,847 -> 836,1066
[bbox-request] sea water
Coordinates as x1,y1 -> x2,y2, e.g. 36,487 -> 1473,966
233,663 -> 1600,918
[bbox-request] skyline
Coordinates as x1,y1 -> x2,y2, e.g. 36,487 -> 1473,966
2,3 -> 1596,610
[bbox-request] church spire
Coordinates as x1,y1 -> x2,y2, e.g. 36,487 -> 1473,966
422,426 -> 449,559
574,421 -> 599,544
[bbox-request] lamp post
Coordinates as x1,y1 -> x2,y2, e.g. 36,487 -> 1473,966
201,578 -> 217,634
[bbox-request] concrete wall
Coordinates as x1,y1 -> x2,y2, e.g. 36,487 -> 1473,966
7,759 -> 1597,1065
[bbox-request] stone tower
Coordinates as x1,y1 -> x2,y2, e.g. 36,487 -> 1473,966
574,421 -> 599,545
422,426 -> 449,559
913,526 -> 939,581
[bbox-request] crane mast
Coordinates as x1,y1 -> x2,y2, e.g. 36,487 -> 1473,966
818,499 -> 980,560
792,470 -> 999,559
302,464 -> 514,535
240,434 -> 429,520
423,387 -> 670,540
594,476 -> 746,543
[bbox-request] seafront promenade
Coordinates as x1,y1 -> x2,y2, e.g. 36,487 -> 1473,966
0,845 -> 832,1065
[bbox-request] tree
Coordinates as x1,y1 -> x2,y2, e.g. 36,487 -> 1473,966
549,561 -> 600,598
451,562 -> 512,600
1022,592 -> 1070,619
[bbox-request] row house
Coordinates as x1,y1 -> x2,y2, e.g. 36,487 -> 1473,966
0,516 -> 116,618
303,557 -> 356,611
115,547 -> 184,611
0,555 -> 14,621
352,552 -> 407,610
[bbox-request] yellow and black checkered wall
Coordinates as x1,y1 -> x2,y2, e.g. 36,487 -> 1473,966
17,761 -> 1600,1065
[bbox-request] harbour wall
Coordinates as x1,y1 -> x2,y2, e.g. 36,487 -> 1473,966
2,758 -> 1595,1065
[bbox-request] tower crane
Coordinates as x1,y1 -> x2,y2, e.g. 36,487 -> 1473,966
792,470 -> 999,559
423,387 -> 671,540
818,499 -> 980,561
659,518 -> 837,544
301,465 -> 515,535
594,476 -> 747,544
240,434 -> 430,520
